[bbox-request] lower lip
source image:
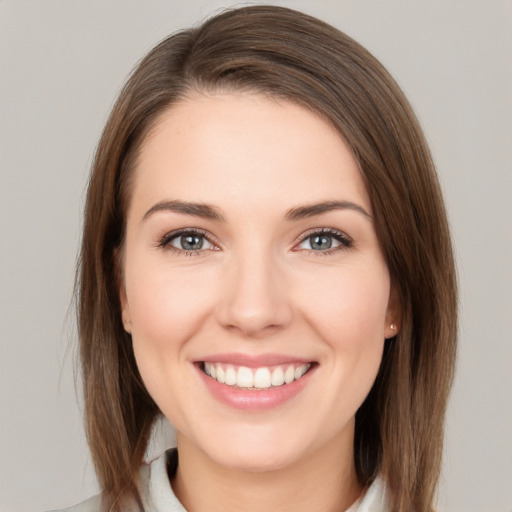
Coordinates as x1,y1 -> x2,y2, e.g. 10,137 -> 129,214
196,364 -> 315,411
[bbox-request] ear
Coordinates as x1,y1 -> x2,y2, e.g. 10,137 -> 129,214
115,246 -> 132,334
384,283 -> 401,339
119,285 -> 132,334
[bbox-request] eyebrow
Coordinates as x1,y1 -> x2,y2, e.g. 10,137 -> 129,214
142,199 -> 371,223
285,200 -> 372,221
143,200 -> 225,222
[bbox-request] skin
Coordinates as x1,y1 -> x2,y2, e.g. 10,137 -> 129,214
120,92 -> 399,512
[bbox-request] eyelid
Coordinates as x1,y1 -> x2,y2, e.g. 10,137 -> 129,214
292,227 -> 353,252
156,226 -> 352,255
157,227 -> 220,253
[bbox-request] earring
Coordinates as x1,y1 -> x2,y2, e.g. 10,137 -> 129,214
390,323 -> 396,330
122,316 -> 132,334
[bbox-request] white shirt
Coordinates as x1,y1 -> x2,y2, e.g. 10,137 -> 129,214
55,449 -> 389,512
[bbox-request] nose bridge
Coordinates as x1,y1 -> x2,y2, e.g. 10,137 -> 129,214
216,240 -> 292,336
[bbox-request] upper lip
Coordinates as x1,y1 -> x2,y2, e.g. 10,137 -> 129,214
196,353 -> 315,368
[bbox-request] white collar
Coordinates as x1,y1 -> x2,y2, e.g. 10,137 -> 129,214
145,449 -> 389,512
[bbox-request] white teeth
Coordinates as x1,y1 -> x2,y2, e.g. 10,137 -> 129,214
204,362 -> 311,389
284,365 -> 295,384
237,366 -> 253,388
295,365 -> 308,379
225,366 -> 237,385
271,366 -> 285,386
253,367 -> 272,389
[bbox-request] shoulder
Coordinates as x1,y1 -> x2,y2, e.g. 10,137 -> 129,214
46,449 -> 183,512
45,494 -> 104,512
46,488 -> 143,512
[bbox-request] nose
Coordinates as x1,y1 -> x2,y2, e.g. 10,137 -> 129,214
215,250 -> 293,338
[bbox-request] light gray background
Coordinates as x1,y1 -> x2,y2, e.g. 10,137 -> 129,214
1,1 -> 511,511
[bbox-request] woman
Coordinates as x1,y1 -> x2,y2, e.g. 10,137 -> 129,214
74,5 -> 457,512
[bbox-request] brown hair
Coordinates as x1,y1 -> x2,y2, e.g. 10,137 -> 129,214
78,5 -> 457,511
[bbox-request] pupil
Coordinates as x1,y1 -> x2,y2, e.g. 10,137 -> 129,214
181,235 -> 203,250
311,235 -> 332,250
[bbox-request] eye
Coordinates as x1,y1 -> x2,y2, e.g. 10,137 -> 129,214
170,233 -> 213,251
295,228 -> 352,253
159,229 -> 216,254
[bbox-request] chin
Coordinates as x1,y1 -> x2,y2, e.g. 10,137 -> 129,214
213,446 -> 299,473
183,423 -> 304,473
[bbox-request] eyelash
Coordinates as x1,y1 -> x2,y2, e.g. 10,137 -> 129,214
157,228 -> 217,257
294,227 -> 353,255
157,227 -> 353,256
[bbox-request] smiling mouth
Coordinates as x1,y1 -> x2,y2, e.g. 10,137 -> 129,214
200,362 -> 314,390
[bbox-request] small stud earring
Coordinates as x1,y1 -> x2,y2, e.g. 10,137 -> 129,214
122,316 -> 132,334
390,323 -> 396,330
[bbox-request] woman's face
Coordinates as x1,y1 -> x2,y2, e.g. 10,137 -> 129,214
120,92 -> 398,472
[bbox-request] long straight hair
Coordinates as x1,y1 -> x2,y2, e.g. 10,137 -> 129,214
78,6 -> 457,511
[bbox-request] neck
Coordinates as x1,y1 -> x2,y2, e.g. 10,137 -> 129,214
171,431 -> 362,512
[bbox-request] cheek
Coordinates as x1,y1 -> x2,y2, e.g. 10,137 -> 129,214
300,263 -> 390,342
123,259 -> 219,414
295,261 -> 390,401
126,260 -> 216,347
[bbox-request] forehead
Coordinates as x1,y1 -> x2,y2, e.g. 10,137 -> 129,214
129,92 -> 371,217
